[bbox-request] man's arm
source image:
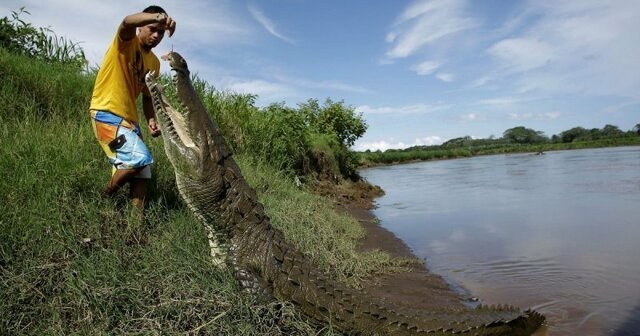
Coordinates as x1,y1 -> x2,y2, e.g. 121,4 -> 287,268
143,94 -> 161,137
118,12 -> 175,41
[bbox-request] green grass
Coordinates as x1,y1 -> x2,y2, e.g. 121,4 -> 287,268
237,156 -> 412,288
0,48 -> 409,334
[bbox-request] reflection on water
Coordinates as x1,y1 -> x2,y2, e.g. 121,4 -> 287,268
361,147 -> 640,336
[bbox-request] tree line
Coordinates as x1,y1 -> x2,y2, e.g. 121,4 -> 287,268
500,124 -> 640,145
359,124 -> 640,166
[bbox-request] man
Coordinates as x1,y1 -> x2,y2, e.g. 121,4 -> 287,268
89,6 -> 176,212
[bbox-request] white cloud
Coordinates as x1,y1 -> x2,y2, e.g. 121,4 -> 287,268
488,38 -> 555,73
220,77 -> 294,103
471,76 -> 493,88
272,74 -> 369,94
225,79 -> 289,95
411,60 -> 441,76
354,140 -> 404,152
385,32 -> 397,43
459,113 -> 482,122
248,4 -> 294,44
384,1 -> 640,101
354,136 -> 443,151
476,96 -> 537,107
386,0 -> 477,59
218,72 -> 370,104
417,136 -> 443,145
486,0 -> 640,98
378,58 -> 396,66
356,103 -> 449,115
601,100 -> 640,114
509,111 -> 560,121
436,73 -> 454,82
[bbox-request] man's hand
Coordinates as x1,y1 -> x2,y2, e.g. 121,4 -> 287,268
155,12 -> 176,37
148,118 -> 161,137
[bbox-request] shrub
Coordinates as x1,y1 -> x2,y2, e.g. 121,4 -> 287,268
299,98 -> 367,148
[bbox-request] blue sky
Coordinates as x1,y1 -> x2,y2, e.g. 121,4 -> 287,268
3,0 -> 639,151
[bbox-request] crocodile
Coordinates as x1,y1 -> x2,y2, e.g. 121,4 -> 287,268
144,51 -> 546,335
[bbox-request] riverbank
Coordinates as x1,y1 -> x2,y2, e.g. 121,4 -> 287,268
318,179 -> 467,311
356,147 -> 640,335
338,181 -> 550,336
346,203 -> 466,311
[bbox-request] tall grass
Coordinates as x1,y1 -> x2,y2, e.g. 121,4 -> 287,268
1,47 -> 408,334
0,47 -> 91,121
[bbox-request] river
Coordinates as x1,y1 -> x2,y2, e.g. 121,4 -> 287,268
360,146 -> 640,335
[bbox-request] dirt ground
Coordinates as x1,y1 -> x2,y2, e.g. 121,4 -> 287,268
313,180 -> 548,334
313,179 -> 466,311
340,204 -> 467,312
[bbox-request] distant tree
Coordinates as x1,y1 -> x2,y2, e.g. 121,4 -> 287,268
586,128 -> 601,141
559,127 -> 589,143
601,124 -> 624,137
633,123 -> 640,135
503,126 -> 547,144
443,136 -> 473,147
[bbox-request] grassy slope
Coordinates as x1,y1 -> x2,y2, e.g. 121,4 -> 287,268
0,48 -> 405,335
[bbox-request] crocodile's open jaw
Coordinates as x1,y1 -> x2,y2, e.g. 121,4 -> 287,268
150,77 -> 196,148
145,53 -> 207,177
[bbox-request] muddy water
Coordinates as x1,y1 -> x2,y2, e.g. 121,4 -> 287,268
361,146 -> 640,335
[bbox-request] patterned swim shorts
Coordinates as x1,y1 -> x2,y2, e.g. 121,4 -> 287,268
90,110 -> 153,179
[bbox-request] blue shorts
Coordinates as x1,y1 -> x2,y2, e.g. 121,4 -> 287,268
90,110 -> 153,179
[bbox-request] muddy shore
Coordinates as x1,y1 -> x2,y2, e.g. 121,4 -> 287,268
313,177 -> 470,311
337,190 -> 549,336
337,202 -> 468,311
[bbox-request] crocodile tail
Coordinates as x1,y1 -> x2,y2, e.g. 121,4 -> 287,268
246,230 -> 546,335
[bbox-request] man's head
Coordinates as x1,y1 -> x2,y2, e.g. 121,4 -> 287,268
138,5 -> 168,50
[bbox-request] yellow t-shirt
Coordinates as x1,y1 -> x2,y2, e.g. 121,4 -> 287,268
89,31 -> 160,124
